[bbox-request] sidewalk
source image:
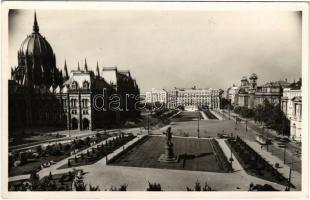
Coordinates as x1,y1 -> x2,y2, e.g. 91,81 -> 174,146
200,111 -> 209,120
9,134 -> 146,182
210,110 -> 223,120
221,109 -> 301,158
244,139 -> 301,190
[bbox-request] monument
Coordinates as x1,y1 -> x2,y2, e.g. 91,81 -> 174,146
158,127 -> 178,163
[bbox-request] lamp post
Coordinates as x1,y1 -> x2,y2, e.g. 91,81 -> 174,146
245,120 -> 248,132
283,145 -> 286,164
229,132 -> 234,172
266,126 -> 269,152
147,111 -> 150,135
197,111 -> 200,138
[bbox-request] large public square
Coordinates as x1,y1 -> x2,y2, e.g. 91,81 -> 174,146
8,109 -> 302,191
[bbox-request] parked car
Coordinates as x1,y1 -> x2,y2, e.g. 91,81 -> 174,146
277,142 -> 286,148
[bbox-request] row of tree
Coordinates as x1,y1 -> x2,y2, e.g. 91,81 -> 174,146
232,99 -> 290,136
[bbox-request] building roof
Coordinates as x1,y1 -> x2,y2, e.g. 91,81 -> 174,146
292,96 -> 302,102
19,12 -> 54,59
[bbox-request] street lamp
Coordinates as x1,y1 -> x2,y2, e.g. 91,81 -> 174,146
229,132 -> 234,172
147,111 -> 150,135
197,111 -> 200,138
283,144 -> 287,164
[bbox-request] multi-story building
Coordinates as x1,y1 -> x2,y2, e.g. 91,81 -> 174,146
9,12 -> 140,132
236,73 -> 290,109
167,89 -> 178,109
145,88 -> 168,105
255,82 -> 283,106
281,81 -> 302,142
145,87 -> 222,110
9,13 -> 65,131
226,84 -> 240,106
175,87 -> 222,109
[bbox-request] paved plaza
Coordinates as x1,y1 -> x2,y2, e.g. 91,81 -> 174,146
8,110 -> 302,191
110,136 -> 226,173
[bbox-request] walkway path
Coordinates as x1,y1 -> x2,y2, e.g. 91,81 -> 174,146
10,134 -> 296,191
200,111 -> 209,120
9,134 -> 145,182
219,109 -> 301,173
81,138 -> 288,191
210,110 -> 223,120
244,139 -> 301,190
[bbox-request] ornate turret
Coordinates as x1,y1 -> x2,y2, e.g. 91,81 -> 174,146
33,11 -> 39,33
77,62 -> 80,71
96,61 -> 100,77
84,58 -> 88,71
64,60 -> 69,80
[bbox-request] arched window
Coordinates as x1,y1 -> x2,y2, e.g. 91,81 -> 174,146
70,99 -> 77,108
71,81 -> 78,89
83,81 -> 89,89
292,123 -> 296,138
82,99 -> 89,108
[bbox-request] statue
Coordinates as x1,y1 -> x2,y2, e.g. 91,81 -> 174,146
158,126 -> 178,163
164,127 -> 172,146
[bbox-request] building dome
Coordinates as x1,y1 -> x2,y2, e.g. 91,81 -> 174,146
241,76 -> 248,82
249,73 -> 258,80
12,12 -> 62,88
19,12 -> 54,58
19,33 -> 54,58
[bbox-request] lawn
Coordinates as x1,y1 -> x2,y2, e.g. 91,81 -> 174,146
171,111 -> 203,122
109,136 -> 229,173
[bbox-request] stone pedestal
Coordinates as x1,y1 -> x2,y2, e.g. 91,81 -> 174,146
158,143 -> 178,163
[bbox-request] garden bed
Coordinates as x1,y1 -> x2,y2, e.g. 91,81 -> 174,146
226,137 -> 293,188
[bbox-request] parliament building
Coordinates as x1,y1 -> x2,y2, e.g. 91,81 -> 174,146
9,13 -> 140,133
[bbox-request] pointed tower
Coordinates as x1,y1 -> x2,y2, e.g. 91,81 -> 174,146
84,58 -> 88,71
11,67 -> 14,80
64,59 -> 69,80
96,61 -> 100,77
77,62 -> 80,71
33,11 -> 39,33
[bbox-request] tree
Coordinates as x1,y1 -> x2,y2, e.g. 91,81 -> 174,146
146,182 -> 162,191
220,98 -> 231,109
89,184 -> 100,191
109,184 -> 128,191
254,104 -> 264,124
186,180 -> 212,191
234,106 -> 242,114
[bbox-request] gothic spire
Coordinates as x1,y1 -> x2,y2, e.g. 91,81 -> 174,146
96,61 -> 100,77
84,58 -> 88,71
64,59 -> 69,80
33,11 -> 39,33
77,62 -> 80,71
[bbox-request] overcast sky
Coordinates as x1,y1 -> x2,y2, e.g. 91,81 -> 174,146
9,10 -> 301,93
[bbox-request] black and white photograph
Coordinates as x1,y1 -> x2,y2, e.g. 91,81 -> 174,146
2,1 -> 309,198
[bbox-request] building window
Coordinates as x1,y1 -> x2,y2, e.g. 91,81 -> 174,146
82,110 -> 89,115
63,99 -> 67,107
71,81 -> 78,89
70,99 -> 77,108
82,99 -> 89,108
83,81 -> 89,89
71,109 -> 77,114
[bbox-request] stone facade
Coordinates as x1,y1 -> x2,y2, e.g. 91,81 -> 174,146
145,88 -> 168,105
9,13 -> 140,132
175,87 -> 222,109
233,73 -> 290,109
281,83 -> 302,142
